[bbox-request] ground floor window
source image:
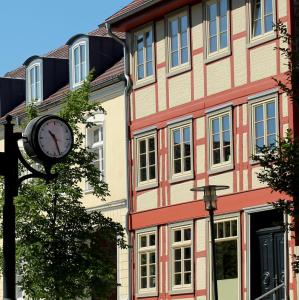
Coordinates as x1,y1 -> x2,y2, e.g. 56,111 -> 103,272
170,222 -> 193,293
212,218 -> 239,300
136,229 -> 157,296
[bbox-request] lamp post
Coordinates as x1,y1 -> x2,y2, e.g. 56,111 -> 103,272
191,185 -> 229,300
0,115 -> 73,300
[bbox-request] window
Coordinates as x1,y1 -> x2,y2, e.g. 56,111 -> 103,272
137,231 -> 157,296
86,126 -> 104,190
206,0 -> 229,56
251,98 -> 277,154
169,122 -> 193,180
251,0 -> 274,39
134,27 -> 154,83
28,64 -> 41,102
208,110 -> 232,170
136,133 -> 157,188
213,219 -> 239,300
72,42 -> 87,86
168,10 -> 190,71
170,224 -> 193,293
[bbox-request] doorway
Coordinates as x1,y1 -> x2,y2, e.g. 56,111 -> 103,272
249,209 -> 285,300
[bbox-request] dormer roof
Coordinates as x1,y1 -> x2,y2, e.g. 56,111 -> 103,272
5,58 -> 124,119
1,24 -> 124,120
66,34 -> 88,46
23,55 -> 42,66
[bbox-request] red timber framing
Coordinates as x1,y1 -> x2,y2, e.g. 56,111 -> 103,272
109,0 -> 297,299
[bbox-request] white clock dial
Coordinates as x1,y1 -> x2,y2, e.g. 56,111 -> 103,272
37,118 -> 72,158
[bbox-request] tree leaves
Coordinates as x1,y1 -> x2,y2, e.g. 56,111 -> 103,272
3,76 -> 127,299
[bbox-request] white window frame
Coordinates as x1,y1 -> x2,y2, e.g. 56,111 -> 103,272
207,107 -> 233,173
249,95 -> 278,155
135,131 -> 158,190
207,215 -> 241,300
85,113 -> 105,192
136,228 -> 158,297
71,39 -> 89,88
169,120 -> 193,182
167,8 -> 191,74
169,222 -> 193,294
133,24 -> 155,86
205,0 -> 230,60
248,0 -> 276,45
26,61 -> 43,104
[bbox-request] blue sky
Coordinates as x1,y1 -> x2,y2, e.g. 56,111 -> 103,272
0,0 -> 131,76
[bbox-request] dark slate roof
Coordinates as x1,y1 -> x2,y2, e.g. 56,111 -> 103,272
4,66 -> 26,79
106,0 -> 146,21
89,24 -> 125,39
106,0 -> 159,23
2,24 -> 125,119
93,58 -> 124,86
6,58 -> 124,118
4,24 -> 123,80
44,45 -> 69,59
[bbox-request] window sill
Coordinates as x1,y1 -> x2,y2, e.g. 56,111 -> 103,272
169,172 -> 194,184
208,163 -> 234,175
247,32 -> 276,49
133,76 -> 156,90
27,99 -> 43,106
169,287 -> 193,295
166,63 -> 191,79
71,80 -> 85,90
84,188 -> 94,195
136,291 -> 158,298
136,181 -> 158,192
204,49 -> 231,64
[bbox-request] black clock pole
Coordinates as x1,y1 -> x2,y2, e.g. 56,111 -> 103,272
2,115 -> 18,300
0,114 -> 70,300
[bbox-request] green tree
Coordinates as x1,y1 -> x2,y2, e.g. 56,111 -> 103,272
253,21 -> 299,271
272,21 -> 299,106
7,76 -> 127,299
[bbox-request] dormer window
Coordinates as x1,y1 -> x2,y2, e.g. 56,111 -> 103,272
26,61 -> 43,104
29,65 -> 41,101
73,42 -> 87,85
67,33 -> 122,90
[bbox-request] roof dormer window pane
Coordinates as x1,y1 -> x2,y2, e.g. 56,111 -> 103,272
80,44 -> 86,81
29,65 -> 41,102
73,43 -> 87,85
74,47 -> 80,84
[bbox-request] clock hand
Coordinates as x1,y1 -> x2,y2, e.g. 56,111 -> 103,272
48,130 -> 61,155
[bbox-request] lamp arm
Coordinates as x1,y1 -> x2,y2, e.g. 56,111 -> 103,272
18,172 -> 57,185
16,135 -> 57,186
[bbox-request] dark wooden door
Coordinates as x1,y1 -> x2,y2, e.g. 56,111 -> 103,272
256,227 -> 285,300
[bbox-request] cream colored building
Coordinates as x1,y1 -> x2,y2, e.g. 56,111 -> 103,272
0,26 -> 129,300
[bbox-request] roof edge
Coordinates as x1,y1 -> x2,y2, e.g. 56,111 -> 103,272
23,55 -> 41,66
106,0 -> 160,26
66,34 -> 88,46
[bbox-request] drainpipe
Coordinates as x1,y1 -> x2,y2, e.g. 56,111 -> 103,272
105,22 -> 133,300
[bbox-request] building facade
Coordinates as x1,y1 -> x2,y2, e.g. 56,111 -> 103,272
0,26 -> 129,300
107,0 -> 297,299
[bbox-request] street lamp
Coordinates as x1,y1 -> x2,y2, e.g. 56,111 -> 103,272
191,185 -> 229,300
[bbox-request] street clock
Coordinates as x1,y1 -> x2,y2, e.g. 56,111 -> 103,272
23,115 -> 73,165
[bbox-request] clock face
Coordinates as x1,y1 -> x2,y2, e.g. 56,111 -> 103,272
37,118 -> 73,159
